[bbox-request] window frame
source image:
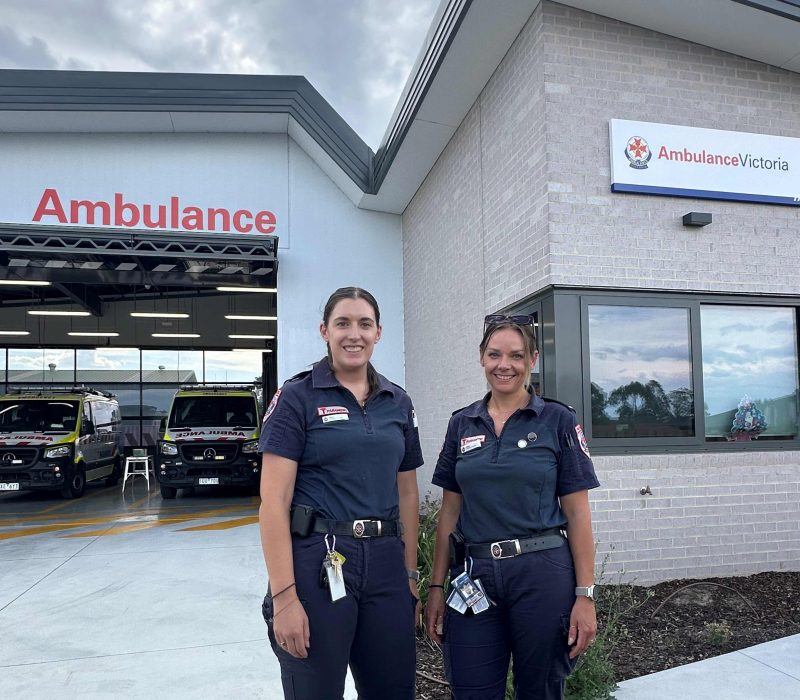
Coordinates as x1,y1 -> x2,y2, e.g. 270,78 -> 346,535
575,291 -> 800,454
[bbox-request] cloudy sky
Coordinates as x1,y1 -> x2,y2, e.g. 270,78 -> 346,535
0,0 -> 440,148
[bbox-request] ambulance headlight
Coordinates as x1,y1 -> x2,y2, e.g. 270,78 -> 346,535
160,442 -> 178,456
242,440 -> 259,454
45,445 -> 71,459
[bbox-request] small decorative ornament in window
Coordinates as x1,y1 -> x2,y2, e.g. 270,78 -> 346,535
730,395 -> 767,441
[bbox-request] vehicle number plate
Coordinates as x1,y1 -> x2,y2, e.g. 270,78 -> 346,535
0,483 -> 20,491
198,477 -> 219,485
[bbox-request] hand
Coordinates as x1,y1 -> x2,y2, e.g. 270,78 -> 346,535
409,579 -> 422,627
273,596 -> 310,659
424,587 -> 446,644
567,596 -> 597,659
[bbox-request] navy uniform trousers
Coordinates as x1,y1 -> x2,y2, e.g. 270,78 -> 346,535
443,541 -> 578,700
263,534 -> 416,700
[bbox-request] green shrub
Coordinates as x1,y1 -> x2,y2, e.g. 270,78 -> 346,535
564,552 -> 653,700
417,494 -> 441,606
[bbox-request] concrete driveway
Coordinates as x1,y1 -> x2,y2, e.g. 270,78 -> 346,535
1,480 -> 357,699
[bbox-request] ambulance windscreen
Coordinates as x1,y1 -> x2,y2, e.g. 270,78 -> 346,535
169,396 -> 257,429
0,400 -> 80,433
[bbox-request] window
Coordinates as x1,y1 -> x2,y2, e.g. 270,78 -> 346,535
588,305 -> 694,439
205,350 -> 262,383
701,305 -> 798,442
573,291 -> 800,452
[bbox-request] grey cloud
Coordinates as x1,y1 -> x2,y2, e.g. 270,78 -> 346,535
0,0 -> 439,148
0,25 -> 59,69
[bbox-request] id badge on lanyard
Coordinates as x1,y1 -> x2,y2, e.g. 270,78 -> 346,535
446,557 -> 491,615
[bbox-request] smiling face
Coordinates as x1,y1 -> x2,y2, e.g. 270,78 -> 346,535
480,327 -> 537,397
320,297 -> 382,373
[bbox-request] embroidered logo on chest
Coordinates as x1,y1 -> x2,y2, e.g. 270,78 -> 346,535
460,435 -> 486,454
317,406 -> 349,423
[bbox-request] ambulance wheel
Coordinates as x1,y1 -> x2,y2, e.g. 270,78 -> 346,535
61,465 -> 86,499
105,457 -> 122,486
160,485 -> 177,499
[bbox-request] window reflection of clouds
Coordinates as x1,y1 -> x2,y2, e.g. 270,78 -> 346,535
142,350 -> 203,377
701,306 -> 798,415
589,306 -> 692,396
206,350 -> 262,383
8,348 -> 75,372
77,349 -> 140,371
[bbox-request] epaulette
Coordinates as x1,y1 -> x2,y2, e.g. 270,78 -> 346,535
389,380 -> 407,393
285,369 -> 312,384
451,404 -> 472,416
541,396 -> 576,413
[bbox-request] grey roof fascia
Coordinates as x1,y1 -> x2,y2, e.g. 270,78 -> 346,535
730,0 -> 800,21
0,70 -> 373,192
372,0 -> 472,192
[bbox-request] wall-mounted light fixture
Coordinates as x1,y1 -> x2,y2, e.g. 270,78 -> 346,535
682,212 -> 712,227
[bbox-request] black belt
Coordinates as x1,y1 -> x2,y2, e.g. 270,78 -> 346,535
312,518 -> 401,538
466,528 -> 566,559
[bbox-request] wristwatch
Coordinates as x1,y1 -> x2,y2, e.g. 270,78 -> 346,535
407,569 -> 420,582
575,584 -> 596,601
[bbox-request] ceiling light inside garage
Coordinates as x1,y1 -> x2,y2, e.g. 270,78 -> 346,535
68,332 -> 120,337
0,280 -> 50,286
152,333 -> 201,338
228,334 -> 275,339
29,310 -> 91,316
130,312 -> 190,319
216,286 -> 277,293
0,330 -> 30,336
224,315 -> 277,321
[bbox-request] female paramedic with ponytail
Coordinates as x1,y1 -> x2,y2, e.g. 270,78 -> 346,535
424,314 -> 600,700
258,287 -> 423,700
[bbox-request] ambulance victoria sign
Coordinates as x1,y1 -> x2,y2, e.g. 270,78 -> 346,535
610,119 -> 800,206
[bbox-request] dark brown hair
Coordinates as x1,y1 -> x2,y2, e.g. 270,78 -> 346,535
322,287 -> 381,395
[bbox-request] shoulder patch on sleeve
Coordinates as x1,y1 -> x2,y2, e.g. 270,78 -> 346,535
263,389 -> 282,424
542,396 -> 576,413
575,424 -> 591,457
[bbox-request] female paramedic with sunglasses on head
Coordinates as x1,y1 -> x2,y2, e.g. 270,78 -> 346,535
424,314 -> 600,700
258,286 -> 423,700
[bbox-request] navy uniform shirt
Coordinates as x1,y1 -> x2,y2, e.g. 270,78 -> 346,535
432,391 -> 599,543
259,358 -> 423,521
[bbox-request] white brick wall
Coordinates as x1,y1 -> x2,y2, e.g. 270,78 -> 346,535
402,1 -> 800,582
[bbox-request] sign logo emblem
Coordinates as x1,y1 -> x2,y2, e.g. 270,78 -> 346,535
2,453 -> 15,463
203,448 -> 217,461
353,522 -> 365,537
625,136 -> 652,169
491,543 -> 503,558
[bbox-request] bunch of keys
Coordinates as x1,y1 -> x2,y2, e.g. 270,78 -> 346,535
447,559 -> 491,615
320,534 -> 347,602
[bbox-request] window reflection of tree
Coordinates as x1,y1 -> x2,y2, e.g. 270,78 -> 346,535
592,379 -> 694,437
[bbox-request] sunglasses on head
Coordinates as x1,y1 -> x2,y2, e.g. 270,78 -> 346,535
483,314 -> 535,330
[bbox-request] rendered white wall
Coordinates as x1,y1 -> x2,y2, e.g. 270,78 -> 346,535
280,139 -> 406,386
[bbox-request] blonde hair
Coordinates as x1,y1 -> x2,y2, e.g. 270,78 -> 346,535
479,322 -> 538,390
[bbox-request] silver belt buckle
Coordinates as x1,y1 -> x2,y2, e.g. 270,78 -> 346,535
352,519 -> 380,538
490,538 -> 521,559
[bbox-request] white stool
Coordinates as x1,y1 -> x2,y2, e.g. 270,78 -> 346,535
122,450 -> 153,491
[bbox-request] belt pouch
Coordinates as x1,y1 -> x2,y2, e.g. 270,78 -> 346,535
290,504 -> 316,537
449,530 -> 465,567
